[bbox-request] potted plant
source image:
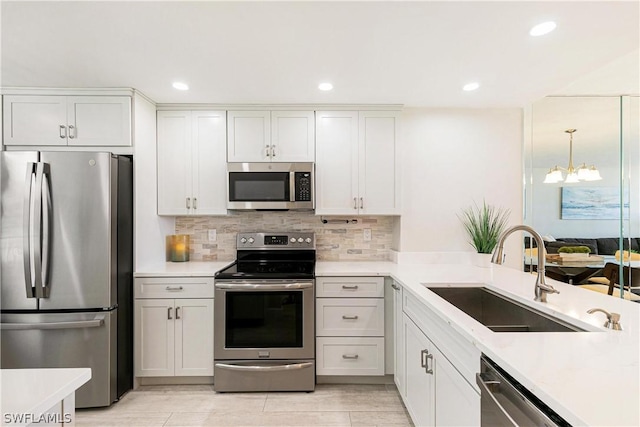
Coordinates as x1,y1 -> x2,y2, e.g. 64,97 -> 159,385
459,200 -> 510,267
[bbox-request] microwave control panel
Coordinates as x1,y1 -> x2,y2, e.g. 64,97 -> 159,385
294,172 -> 312,202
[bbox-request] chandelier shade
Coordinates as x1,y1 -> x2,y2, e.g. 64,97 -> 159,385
543,129 -> 602,184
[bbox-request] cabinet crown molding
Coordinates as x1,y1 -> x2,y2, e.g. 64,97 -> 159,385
157,104 -> 404,111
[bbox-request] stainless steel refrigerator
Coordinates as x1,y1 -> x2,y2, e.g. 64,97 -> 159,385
0,151 -> 133,408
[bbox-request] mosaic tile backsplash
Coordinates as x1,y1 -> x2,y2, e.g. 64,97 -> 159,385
175,211 -> 395,261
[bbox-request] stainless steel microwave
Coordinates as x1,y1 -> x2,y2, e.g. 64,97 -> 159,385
227,162 -> 314,210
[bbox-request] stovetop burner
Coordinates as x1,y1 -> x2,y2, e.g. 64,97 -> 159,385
215,232 -> 316,280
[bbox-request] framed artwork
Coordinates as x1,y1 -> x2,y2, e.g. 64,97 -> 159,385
561,187 -> 629,220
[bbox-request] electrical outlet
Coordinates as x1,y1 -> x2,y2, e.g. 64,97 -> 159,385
208,229 -> 217,242
363,228 -> 372,242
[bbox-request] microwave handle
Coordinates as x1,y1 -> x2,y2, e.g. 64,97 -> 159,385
290,171 -> 296,202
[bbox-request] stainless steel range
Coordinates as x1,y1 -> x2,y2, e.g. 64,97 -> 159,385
213,232 -> 315,392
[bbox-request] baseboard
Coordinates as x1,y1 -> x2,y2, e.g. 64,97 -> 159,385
316,374 -> 394,385
135,376 -> 214,387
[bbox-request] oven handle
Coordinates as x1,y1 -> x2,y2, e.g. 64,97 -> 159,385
214,282 -> 313,291
215,362 -> 313,372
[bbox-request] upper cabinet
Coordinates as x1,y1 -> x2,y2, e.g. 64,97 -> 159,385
227,110 -> 315,162
316,111 -> 400,215
157,110 -> 227,216
3,95 -> 131,147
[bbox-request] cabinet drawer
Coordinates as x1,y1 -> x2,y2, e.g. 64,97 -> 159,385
316,277 -> 384,298
316,337 -> 384,376
316,298 -> 384,336
134,277 -> 214,299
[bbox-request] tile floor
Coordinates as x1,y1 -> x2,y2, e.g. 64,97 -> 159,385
76,384 -> 413,427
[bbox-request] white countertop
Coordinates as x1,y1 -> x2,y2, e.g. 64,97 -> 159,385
134,261 -> 233,277
135,260 -> 640,426
1,368 -> 91,424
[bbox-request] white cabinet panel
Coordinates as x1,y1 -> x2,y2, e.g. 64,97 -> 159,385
157,111 -> 191,216
316,337 -> 385,375
392,282 -> 406,398
191,111 -> 227,215
175,298 -> 214,376
3,96 -> 68,146
227,111 -> 270,162
316,276 -> 384,298
403,314 -> 435,427
135,299 -> 175,377
316,298 -> 385,337
66,96 -> 131,146
271,111 -> 315,162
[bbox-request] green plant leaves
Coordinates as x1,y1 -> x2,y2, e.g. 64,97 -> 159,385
459,200 -> 511,254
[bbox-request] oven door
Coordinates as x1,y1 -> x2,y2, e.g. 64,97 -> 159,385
214,280 -> 315,360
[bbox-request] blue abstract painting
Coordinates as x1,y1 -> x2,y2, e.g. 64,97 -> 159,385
561,187 -> 629,220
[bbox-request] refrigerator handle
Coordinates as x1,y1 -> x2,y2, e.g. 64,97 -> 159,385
41,164 -> 52,297
0,314 -> 105,330
23,162 -> 36,298
32,162 -> 49,299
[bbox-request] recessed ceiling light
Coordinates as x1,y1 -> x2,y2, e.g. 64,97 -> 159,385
463,82 -> 480,91
172,82 -> 189,91
529,21 -> 557,37
318,82 -> 333,91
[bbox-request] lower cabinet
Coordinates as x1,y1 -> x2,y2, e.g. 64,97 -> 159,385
391,281 -> 406,398
402,312 -> 480,426
134,277 -> 214,378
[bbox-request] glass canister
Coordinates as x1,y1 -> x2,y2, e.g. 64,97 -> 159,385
167,234 -> 190,262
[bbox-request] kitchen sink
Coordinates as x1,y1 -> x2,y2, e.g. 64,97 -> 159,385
426,286 -> 586,332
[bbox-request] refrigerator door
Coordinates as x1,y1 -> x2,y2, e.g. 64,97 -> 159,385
1,151 -> 39,310
0,310 -> 118,408
38,151 -> 116,310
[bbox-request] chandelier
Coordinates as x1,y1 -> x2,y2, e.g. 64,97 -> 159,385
543,128 -> 602,184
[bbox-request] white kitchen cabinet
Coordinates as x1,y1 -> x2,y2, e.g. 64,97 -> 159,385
315,111 -> 399,215
227,110 -> 315,162
391,281 -> 406,398
315,276 -> 385,376
403,314 -> 435,427
3,95 -> 131,147
134,277 -> 214,378
157,110 -> 227,215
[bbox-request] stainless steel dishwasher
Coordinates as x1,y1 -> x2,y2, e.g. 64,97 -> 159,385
477,356 -> 571,427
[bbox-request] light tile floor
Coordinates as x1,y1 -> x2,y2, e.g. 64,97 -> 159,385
76,384 -> 413,427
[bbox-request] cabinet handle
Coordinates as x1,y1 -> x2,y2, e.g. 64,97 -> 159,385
271,145 -> 276,157
342,354 -> 359,360
176,306 -> 181,319
68,125 -> 76,139
353,197 -> 357,210
425,353 -> 434,375
391,283 -> 401,291
59,125 -> 67,139
165,286 -> 184,291
420,349 -> 429,368
167,307 -> 173,320
342,315 -> 358,320
360,197 -> 364,209
342,285 -> 359,290
265,145 -> 271,157
193,197 -> 197,210
186,197 -> 191,209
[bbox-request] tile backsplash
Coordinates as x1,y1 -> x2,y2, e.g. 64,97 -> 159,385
175,211 -> 395,261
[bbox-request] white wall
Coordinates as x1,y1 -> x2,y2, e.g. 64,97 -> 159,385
397,108 -> 524,268
133,93 -> 174,269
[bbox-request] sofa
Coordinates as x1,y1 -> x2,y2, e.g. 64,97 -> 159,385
525,237 -> 640,256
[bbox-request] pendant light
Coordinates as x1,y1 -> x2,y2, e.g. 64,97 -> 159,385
543,129 -> 602,184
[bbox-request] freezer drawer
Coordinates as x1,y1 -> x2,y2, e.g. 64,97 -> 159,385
0,311 -> 117,408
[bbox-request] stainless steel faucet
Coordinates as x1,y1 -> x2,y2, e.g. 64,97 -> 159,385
491,225 -> 559,303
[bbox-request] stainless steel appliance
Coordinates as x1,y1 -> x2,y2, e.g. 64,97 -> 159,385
214,232 -> 315,392
0,151 -> 133,408
477,356 -> 570,426
227,162 -> 314,210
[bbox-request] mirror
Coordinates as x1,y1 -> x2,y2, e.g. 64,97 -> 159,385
525,96 -> 638,300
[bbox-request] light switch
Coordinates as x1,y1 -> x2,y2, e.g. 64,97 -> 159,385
208,229 -> 217,242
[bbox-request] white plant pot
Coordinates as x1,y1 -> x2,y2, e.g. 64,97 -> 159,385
474,253 -> 493,268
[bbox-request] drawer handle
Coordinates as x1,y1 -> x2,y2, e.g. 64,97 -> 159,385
167,307 -> 173,320
342,354 -> 359,360
342,315 -> 359,320
166,286 -> 184,291
391,283 -> 401,291
342,285 -> 359,290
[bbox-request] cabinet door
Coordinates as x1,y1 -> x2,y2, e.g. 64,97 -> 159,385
315,111 -> 359,214
433,343 -> 480,426
271,111 -> 315,162
227,111 -> 271,162
3,95 -> 67,146
393,284 -> 406,398
359,111 -> 400,215
157,111 -> 192,215
135,299 -> 175,377
403,314 -> 435,427
174,299 -> 214,376
66,96 -> 131,146
192,111 -> 227,215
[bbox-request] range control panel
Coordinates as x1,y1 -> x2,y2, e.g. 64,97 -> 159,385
237,232 -> 315,249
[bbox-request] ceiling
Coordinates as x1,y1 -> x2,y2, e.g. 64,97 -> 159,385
1,1 -> 638,107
